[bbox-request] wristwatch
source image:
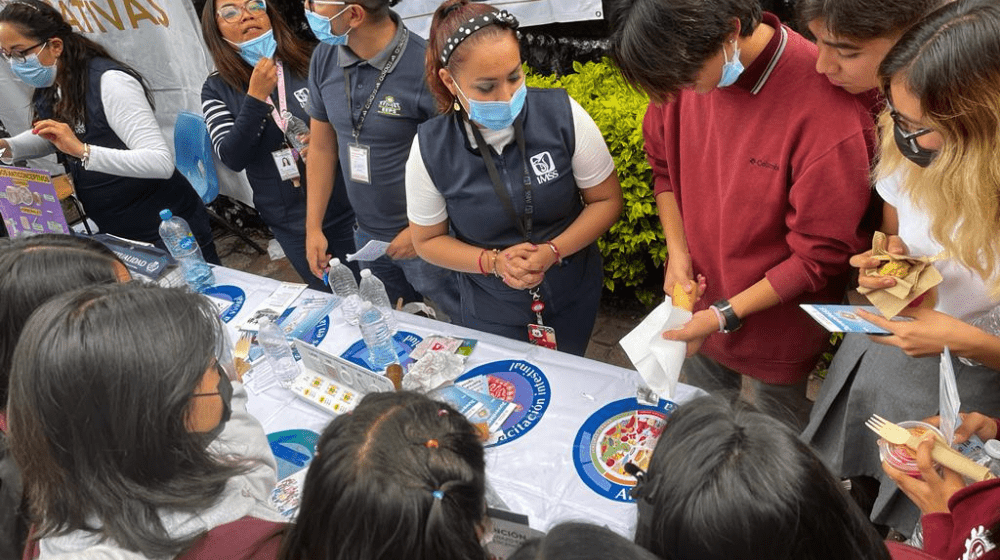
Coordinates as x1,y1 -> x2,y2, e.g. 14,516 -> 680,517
710,299 -> 742,333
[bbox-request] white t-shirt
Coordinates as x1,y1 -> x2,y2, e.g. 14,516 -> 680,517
406,97 -> 615,226
877,171 -> 999,323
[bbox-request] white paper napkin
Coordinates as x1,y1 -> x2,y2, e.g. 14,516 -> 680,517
619,298 -> 691,399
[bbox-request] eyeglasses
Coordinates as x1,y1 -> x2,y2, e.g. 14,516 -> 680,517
216,0 -> 267,23
305,0 -> 346,13
886,101 -> 934,154
0,40 -> 47,64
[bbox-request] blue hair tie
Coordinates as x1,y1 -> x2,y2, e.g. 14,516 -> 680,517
432,490 -> 445,500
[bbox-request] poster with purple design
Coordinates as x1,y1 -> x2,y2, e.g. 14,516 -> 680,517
0,166 -> 69,237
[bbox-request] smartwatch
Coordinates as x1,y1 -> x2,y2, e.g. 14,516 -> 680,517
710,299 -> 742,333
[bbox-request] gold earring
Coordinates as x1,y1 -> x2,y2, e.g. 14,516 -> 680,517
453,98 -> 461,112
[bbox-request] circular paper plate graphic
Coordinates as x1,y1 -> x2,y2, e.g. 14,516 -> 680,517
267,429 -> 319,480
340,331 -> 423,371
573,398 -> 677,502
456,360 -> 550,447
202,285 -> 246,323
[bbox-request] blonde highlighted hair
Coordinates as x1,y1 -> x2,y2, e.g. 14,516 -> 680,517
875,0 -> 1000,296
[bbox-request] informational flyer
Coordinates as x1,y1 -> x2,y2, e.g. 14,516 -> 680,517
0,166 -> 69,237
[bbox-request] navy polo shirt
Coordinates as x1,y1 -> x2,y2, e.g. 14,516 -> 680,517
307,11 -> 437,241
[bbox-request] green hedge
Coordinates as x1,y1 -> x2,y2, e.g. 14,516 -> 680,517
526,59 -> 666,306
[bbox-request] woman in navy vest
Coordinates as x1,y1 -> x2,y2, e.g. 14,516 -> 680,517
200,0 -> 357,290
0,0 -> 219,262
406,0 -> 623,355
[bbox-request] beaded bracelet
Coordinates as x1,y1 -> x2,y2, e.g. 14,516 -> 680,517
491,249 -> 502,279
545,241 -> 562,266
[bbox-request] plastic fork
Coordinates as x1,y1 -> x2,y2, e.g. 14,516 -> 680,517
233,330 -> 253,380
865,414 -> 994,482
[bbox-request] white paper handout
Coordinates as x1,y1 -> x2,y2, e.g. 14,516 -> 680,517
240,282 -> 307,332
347,239 -> 391,262
619,298 -> 692,399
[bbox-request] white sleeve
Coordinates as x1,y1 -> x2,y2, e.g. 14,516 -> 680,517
2,128 -> 55,163
569,97 -> 615,189
86,71 -> 175,179
875,169 -> 903,208
405,137 -> 449,226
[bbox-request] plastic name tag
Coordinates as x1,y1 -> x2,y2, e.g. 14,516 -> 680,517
272,148 -> 300,184
348,143 -> 371,184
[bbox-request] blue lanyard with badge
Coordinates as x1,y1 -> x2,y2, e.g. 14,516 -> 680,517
469,119 -> 557,351
342,28 -> 408,185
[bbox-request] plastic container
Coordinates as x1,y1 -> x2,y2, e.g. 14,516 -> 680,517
256,317 -> 300,387
984,439 -> 1000,477
359,268 -> 397,334
358,301 -> 397,371
877,421 -> 944,478
158,209 -> 215,291
329,258 -> 361,325
281,110 -> 309,153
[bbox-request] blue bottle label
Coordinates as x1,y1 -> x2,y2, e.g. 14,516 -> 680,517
179,235 -> 196,251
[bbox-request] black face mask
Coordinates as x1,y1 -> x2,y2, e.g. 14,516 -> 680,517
203,371 -> 234,443
893,120 -> 938,168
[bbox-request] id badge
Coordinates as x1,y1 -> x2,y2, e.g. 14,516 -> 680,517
348,143 -> 371,184
272,148 -> 300,184
527,323 -> 557,350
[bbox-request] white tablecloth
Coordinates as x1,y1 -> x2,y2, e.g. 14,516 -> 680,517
210,266 -> 704,537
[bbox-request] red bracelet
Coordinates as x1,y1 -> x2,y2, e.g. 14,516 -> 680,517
477,249 -> 488,275
545,241 -> 562,265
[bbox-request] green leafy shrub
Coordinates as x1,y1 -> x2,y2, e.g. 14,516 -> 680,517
526,59 -> 666,306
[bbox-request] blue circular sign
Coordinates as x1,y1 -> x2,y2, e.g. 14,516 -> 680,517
340,331 -> 423,371
572,398 -> 677,502
456,360 -> 550,447
202,284 -> 246,323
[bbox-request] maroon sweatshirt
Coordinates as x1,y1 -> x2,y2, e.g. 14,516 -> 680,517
888,478 -> 1000,560
643,13 -> 875,383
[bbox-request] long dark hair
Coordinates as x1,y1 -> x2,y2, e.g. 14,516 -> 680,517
280,391 -> 489,560
633,396 -> 891,560
201,0 -> 314,92
0,0 -> 153,128
510,522 -> 661,560
7,283 -> 245,557
0,234 -> 124,408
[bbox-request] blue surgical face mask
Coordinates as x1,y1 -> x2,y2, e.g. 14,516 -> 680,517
10,43 -> 57,89
226,29 -> 277,66
717,40 -> 744,88
306,6 -> 351,46
456,81 -> 527,131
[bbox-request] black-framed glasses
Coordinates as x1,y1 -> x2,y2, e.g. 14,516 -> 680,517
0,40 -> 47,64
886,101 -> 934,154
216,0 -> 267,23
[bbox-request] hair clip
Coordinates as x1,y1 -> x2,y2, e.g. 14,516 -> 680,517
425,439 -> 439,448
437,409 -> 449,417
432,489 -> 445,500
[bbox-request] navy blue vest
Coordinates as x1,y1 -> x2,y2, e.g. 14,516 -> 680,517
35,58 -> 203,244
417,88 -> 582,248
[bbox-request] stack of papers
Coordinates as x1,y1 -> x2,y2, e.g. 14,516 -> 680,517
429,383 -> 517,442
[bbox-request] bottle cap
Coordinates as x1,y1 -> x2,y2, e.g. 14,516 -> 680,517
984,439 -> 1000,459
361,269 -> 372,278
329,257 -> 340,267
159,209 -> 173,220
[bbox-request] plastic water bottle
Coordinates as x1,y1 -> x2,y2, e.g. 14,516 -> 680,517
984,439 -> 1000,477
280,111 -> 309,154
256,317 -> 300,387
358,301 -> 397,371
329,258 -> 361,325
359,268 -> 397,334
158,209 -> 215,291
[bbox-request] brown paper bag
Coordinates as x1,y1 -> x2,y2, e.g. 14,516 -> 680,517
856,232 -> 943,318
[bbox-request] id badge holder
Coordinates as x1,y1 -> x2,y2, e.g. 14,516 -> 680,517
348,143 -> 371,184
527,289 -> 557,350
272,147 -> 301,187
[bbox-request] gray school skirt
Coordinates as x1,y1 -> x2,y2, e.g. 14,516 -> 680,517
801,333 -> 1000,537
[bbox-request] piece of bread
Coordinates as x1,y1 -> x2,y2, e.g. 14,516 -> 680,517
878,261 -> 911,278
672,283 -> 694,311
